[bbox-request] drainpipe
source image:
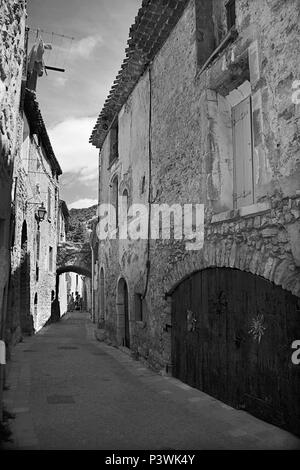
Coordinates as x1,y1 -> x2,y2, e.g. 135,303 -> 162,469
90,244 -> 94,322
142,64 -> 153,300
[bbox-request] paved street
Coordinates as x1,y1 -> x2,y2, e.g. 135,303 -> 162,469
2,312 -> 300,450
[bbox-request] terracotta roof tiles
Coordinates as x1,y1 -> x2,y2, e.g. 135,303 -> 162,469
90,0 -> 189,148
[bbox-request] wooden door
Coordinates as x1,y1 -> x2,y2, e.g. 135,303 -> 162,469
171,268 -> 300,436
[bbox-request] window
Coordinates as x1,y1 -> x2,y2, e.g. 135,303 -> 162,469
49,246 -> 53,272
119,189 -> 128,236
109,120 -> 119,166
226,0 -> 236,31
134,293 -> 143,322
232,96 -> 254,209
111,176 -> 119,230
141,176 -> 146,195
47,187 -> 51,220
195,0 -> 238,71
54,188 -> 58,218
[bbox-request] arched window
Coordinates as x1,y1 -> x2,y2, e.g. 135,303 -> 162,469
119,189 -> 128,238
21,220 -> 27,249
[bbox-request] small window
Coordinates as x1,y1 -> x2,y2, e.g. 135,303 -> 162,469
109,120 -> 119,166
111,176 -> 119,230
134,293 -> 143,322
55,188 -> 58,216
47,187 -> 51,220
49,246 -> 53,272
141,176 -> 146,195
226,0 -> 236,31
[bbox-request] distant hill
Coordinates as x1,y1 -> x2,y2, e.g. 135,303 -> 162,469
67,204 -> 97,244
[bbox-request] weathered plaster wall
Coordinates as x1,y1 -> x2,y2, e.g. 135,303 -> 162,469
0,0 -> 26,339
97,0 -> 300,371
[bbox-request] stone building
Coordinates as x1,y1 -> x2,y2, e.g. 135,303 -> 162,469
90,0 -> 300,434
8,87 -> 62,339
0,0 -> 27,420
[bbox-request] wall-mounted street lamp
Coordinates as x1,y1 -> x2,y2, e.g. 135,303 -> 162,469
35,203 -> 47,223
25,201 -> 47,226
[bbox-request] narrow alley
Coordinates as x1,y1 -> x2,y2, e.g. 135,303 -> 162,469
2,312 -> 300,450
1,0 -> 300,454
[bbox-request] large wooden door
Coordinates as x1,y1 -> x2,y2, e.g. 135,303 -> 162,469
171,268 -> 300,436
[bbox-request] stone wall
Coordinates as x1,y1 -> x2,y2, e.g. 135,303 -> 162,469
0,0 -> 26,340
96,0 -> 300,371
8,121 -> 59,342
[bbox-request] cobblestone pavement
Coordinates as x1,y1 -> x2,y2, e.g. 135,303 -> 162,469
2,312 -> 300,450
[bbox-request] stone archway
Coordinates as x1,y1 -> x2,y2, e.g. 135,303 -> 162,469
56,265 -> 92,278
56,241 -> 92,277
51,261 -> 92,322
164,239 -> 300,298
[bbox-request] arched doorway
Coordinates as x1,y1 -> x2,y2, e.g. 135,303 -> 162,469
99,268 -> 105,326
20,221 -> 32,334
171,267 -> 300,436
116,278 -> 130,348
33,293 -> 38,321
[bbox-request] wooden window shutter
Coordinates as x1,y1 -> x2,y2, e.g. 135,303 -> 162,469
232,97 -> 254,208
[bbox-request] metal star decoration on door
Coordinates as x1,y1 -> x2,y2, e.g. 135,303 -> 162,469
248,314 -> 266,343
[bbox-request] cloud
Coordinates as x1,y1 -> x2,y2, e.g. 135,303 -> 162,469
71,35 -> 103,59
68,198 -> 98,209
53,76 -> 67,87
48,116 -> 99,182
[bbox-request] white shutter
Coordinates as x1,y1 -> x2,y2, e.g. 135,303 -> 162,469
232,97 -> 254,208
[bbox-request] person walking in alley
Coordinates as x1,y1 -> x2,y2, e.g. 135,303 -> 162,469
69,292 -> 75,312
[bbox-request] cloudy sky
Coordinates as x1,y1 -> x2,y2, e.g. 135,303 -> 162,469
28,0 -> 140,209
